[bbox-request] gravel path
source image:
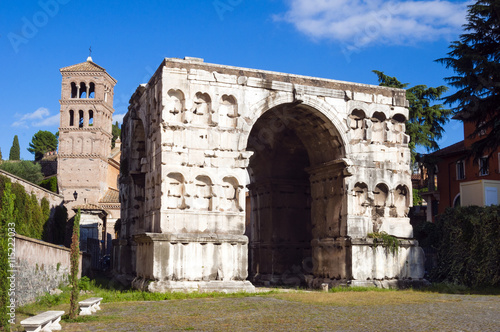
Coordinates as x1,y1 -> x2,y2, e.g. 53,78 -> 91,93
61,293 -> 500,332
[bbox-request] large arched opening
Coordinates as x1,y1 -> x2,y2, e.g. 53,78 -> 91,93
246,102 -> 346,286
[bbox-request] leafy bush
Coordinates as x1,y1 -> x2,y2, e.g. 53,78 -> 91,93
39,176 -> 58,193
0,160 -> 43,184
431,205 -> 500,287
78,276 -> 91,291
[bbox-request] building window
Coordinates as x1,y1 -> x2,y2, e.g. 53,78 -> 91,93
79,110 -> 84,128
456,160 -> 465,180
70,82 -> 77,98
89,82 -> 95,99
479,157 -> 489,176
79,82 -> 87,98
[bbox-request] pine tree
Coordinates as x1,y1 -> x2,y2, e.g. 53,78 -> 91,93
373,70 -> 452,162
27,130 -> 58,162
9,135 -> 20,161
0,147 -> 3,160
437,0 -> 500,160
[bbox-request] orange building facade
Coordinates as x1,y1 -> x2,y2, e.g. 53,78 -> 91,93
423,121 -> 500,222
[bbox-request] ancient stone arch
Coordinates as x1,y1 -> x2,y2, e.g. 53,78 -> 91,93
116,57 -> 425,292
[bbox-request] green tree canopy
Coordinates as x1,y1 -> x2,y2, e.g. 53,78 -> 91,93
373,70 -> 452,161
112,121 -> 121,148
27,130 -> 58,162
9,135 -> 20,161
436,0 -> 500,160
0,160 -> 44,184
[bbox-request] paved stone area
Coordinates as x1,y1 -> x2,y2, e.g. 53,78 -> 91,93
61,294 -> 500,331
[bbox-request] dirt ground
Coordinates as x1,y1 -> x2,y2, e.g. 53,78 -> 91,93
57,292 -> 500,332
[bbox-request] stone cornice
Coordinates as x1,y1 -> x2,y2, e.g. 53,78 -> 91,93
60,99 -> 103,105
58,126 -> 113,139
58,154 -> 109,162
59,100 -> 115,113
99,203 -> 121,209
62,71 -> 117,84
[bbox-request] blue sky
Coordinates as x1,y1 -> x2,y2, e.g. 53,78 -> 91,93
1,0 -> 471,160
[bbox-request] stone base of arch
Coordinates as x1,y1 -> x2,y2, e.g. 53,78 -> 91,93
132,233 -> 256,293
306,238 -> 426,289
248,236 -> 426,289
132,279 -> 255,293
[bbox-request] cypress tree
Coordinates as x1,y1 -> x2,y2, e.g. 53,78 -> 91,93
9,135 -> 20,161
69,210 -> 81,319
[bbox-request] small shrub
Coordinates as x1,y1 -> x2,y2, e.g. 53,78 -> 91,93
367,231 -> 399,254
78,276 -> 91,291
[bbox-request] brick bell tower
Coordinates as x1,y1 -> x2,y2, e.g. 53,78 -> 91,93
57,56 -> 117,211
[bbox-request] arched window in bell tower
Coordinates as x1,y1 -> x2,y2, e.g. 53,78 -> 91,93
79,82 -> 87,98
79,110 -> 84,127
71,83 -> 77,98
89,110 -> 94,126
69,110 -> 74,126
89,82 -> 95,99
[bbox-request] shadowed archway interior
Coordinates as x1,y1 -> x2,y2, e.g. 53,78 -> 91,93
246,103 -> 345,285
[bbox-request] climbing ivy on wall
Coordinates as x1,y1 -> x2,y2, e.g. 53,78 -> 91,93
0,175 -> 51,241
0,183 -> 15,331
431,205 -> 500,287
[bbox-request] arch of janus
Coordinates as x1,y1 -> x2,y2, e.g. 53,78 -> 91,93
114,57 -> 425,292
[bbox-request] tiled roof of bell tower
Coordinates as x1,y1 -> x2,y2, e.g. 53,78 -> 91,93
60,58 -> 106,73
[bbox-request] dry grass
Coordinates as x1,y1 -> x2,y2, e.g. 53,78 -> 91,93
13,287 -> 499,331
273,289 -> 459,306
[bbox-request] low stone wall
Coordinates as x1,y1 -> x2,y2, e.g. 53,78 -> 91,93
0,169 -> 63,209
15,234 -> 82,307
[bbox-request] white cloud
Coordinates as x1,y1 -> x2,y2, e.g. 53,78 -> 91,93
112,113 -> 126,125
12,107 -> 59,128
36,114 -> 60,127
20,107 -> 50,121
276,0 -> 471,49
11,120 -> 29,128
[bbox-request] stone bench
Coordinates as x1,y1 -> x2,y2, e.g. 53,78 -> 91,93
20,310 -> 64,332
78,297 -> 103,316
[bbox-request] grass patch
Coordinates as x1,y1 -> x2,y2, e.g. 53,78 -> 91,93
419,282 -> 500,295
273,288 -> 444,306
329,285 -> 395,293
62,314 -> 100,323
15,278 -> 274,320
